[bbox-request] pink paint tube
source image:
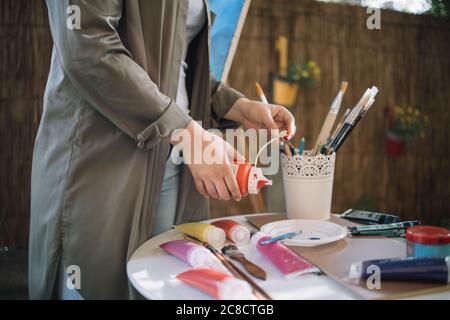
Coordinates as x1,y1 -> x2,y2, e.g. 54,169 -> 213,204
250,232 -> 319,279
159,240 -> 216,267
211,220 -> 251,245
176,268 -> 253,300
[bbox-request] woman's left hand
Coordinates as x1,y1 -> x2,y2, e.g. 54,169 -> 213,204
225,98 -> 296,139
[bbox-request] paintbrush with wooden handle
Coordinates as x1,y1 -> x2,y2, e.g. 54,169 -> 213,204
204,242 -> 272,300
329,108 -> 351,142
313,81 -> 348,155
222,245 -> 267,281
183,235 -> 272,300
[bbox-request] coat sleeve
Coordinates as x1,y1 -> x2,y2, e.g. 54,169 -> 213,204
210,73 -> 246,124
46,0 -> 192,149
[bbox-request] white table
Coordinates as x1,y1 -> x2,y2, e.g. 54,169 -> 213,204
127,213 -> 450,300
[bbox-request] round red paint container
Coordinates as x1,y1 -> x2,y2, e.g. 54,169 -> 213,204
406,226 -> 450,258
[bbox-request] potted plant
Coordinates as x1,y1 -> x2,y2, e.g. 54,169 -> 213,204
385,106 -> 428,157
272,60 -> 321,108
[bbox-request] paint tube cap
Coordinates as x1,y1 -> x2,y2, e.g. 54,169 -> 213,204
230,225 -> 251,245
188,246 -> 215,267
206,226 -> 226,247
249,232 -> 267,252
406,226 -> 450,245
248,167 -> 272,194
216,277 -> 253,300
348,262 -> 363,280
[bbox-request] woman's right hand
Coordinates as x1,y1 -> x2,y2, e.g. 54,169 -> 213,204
171,121 -> 245,202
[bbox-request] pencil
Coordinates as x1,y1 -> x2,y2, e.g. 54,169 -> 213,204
299,137 -> 305,155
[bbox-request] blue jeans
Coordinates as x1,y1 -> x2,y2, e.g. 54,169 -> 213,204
151,159 -> 181,237
57,263 -> 84,300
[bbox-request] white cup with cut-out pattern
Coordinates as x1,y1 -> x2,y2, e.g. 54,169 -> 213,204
281,151 -> 336,220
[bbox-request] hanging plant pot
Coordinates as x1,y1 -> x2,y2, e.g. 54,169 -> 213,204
385,131 -> 406,157
272,77 -> 299,108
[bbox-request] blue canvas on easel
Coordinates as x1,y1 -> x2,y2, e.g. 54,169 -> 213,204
210,0 -> 249,82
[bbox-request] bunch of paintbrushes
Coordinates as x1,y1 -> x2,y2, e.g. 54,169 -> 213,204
320,84 -> 379,155
313,81 -> 349,155
256,81 -> 378,157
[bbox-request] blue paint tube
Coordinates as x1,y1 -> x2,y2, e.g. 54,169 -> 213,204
348,256 -> 450,284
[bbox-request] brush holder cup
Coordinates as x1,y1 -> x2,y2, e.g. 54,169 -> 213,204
281,151 -> 336,220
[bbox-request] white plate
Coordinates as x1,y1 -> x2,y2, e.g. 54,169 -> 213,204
260,219 -> 348,247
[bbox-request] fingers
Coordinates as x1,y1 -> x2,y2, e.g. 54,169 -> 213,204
225,141 -> 245,163
214,179 -> 232,201
264,109 -> 280,132
288,122 -> 296,139
284,110 -> 297,138
273,105 -> 296,139
214,166 -> 244,201
194,167 -> 243,202
224,174 -> 242,201
194,178 -> 209,198
204,179 -> 220,199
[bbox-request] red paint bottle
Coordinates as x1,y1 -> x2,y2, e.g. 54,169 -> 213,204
230,162 -> 272,195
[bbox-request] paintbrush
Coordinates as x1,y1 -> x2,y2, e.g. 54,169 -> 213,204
287,141 -> 297,155
322,107 -> 351,154
325,86 -> 378,154
255,82 -> 268,104
352,86 -> 378,127
329,108 -> 351,142
259,230 -> 302,245
222,245 -> 267,281
184,235 -> 272,300
323,87 -> 372,155
283,143 -> 292,158
205,242 -> 272,300
313,81 -> 348,155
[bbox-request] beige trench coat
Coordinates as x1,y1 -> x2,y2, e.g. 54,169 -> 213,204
30,0 -> 244,299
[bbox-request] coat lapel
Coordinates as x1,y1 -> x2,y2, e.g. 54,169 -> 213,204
127,0 -> 214,225
136,0 -> 188,98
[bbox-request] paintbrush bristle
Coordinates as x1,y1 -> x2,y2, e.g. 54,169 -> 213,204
221,244 -> 239,256
255,82 -> 264,97
341,81 -> 348,94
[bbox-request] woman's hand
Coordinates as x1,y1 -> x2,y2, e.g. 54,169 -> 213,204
172,121 -> 245,201
225,98 -> 296,139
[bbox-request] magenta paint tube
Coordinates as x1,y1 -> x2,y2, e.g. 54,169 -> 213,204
159,240 -> 215,267
250,232 -> 319,279
349,256 -> 450,284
